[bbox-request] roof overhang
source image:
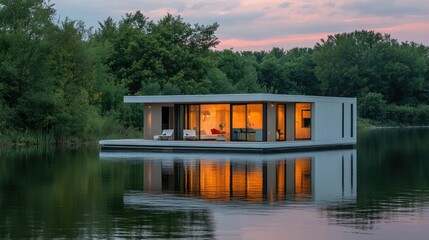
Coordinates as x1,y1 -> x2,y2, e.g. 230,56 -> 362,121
124,94 -> 356,104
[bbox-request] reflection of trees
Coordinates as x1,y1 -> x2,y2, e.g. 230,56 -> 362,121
0,147 -> 117,238
116,208 -> 214,239
323,128 -> 429,230
0,147 -> 214,239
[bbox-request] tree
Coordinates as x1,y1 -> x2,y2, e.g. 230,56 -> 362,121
313,30 -> 429,104
313,30 -> 383,97
258,50 -> 298,94
93,12 -> 220,95
383,42 -> 428,104
216,50 -> 249,85
234,65 -> 266,93
284,48 -> 319,95
47,19 -> 102,141
203,68 -> 234,94
0,0 -> 55,130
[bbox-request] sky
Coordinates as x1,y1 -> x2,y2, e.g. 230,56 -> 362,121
52,0 -> 429,51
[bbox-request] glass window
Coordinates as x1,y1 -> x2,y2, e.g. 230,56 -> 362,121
277,104 -> 286,141
232,105 -> 246,141
200,104 -> 230,140
351,104 -> 354,138
247,104 -> 263,141
187,105 -> 200,138
231,104 -> 264,142
295,103 -> 311,140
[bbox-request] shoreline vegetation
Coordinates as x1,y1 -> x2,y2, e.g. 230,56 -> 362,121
1,1 -> 428,148
357,119 -> 429,129
1,122 -> 428,148
0,128 -> 143,147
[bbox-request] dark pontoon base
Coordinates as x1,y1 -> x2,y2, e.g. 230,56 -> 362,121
100,143 -> 355,154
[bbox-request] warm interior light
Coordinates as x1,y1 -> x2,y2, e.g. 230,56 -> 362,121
200,104 -> 230,135
202,110 -> 210,121
295,103 -> 311,139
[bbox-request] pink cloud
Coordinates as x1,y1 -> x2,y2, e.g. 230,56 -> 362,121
217,33 -> 331,51
148,8 -> 179,18
373,22 -> 429,44
217,20 -> 429,51
375,22 -> 429,33
53,0 -> 429,51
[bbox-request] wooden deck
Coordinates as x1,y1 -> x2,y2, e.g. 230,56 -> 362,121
99,139 -> 355,153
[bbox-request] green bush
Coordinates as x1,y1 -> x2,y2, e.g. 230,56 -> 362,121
357,92 -> 429,126
385,104 -> 429,126
358,92 -> 387,121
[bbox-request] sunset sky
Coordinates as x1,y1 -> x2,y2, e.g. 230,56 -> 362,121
52,0 -> 429,51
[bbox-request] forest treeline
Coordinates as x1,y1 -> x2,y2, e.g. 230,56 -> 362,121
1,0 -> 428,145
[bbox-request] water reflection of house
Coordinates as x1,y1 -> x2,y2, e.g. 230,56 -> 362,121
120,149 -> 357,203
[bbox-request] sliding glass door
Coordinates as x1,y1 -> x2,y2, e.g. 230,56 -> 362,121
247,104 -> 263,141
231,105 -> 247,141
231,104 -> 263,141
185,105 -> 200,139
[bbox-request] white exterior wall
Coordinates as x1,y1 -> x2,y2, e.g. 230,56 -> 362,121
286,103 -> 295,141
344,102 -> 358,139
313,99 -> 357,144
266,103 -> 277,141
144,103 -> 163,140
313,101 -> 342,141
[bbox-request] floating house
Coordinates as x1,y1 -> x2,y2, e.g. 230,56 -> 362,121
99,94 -> 356,153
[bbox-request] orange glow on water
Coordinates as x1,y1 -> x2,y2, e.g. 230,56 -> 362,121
295,158 -> 311,195
199,161 -> 230,200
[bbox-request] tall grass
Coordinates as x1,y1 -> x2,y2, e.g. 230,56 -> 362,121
0,116 -> 143,148
0,130 -> 55,146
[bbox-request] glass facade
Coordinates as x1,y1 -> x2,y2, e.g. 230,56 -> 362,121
177,102 -> 313,142
180,103 -> 264,142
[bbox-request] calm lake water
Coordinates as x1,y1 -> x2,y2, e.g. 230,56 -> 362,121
1,128 -> 429,239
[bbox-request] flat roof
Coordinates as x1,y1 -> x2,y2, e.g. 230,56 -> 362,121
124,94 -> 356,104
